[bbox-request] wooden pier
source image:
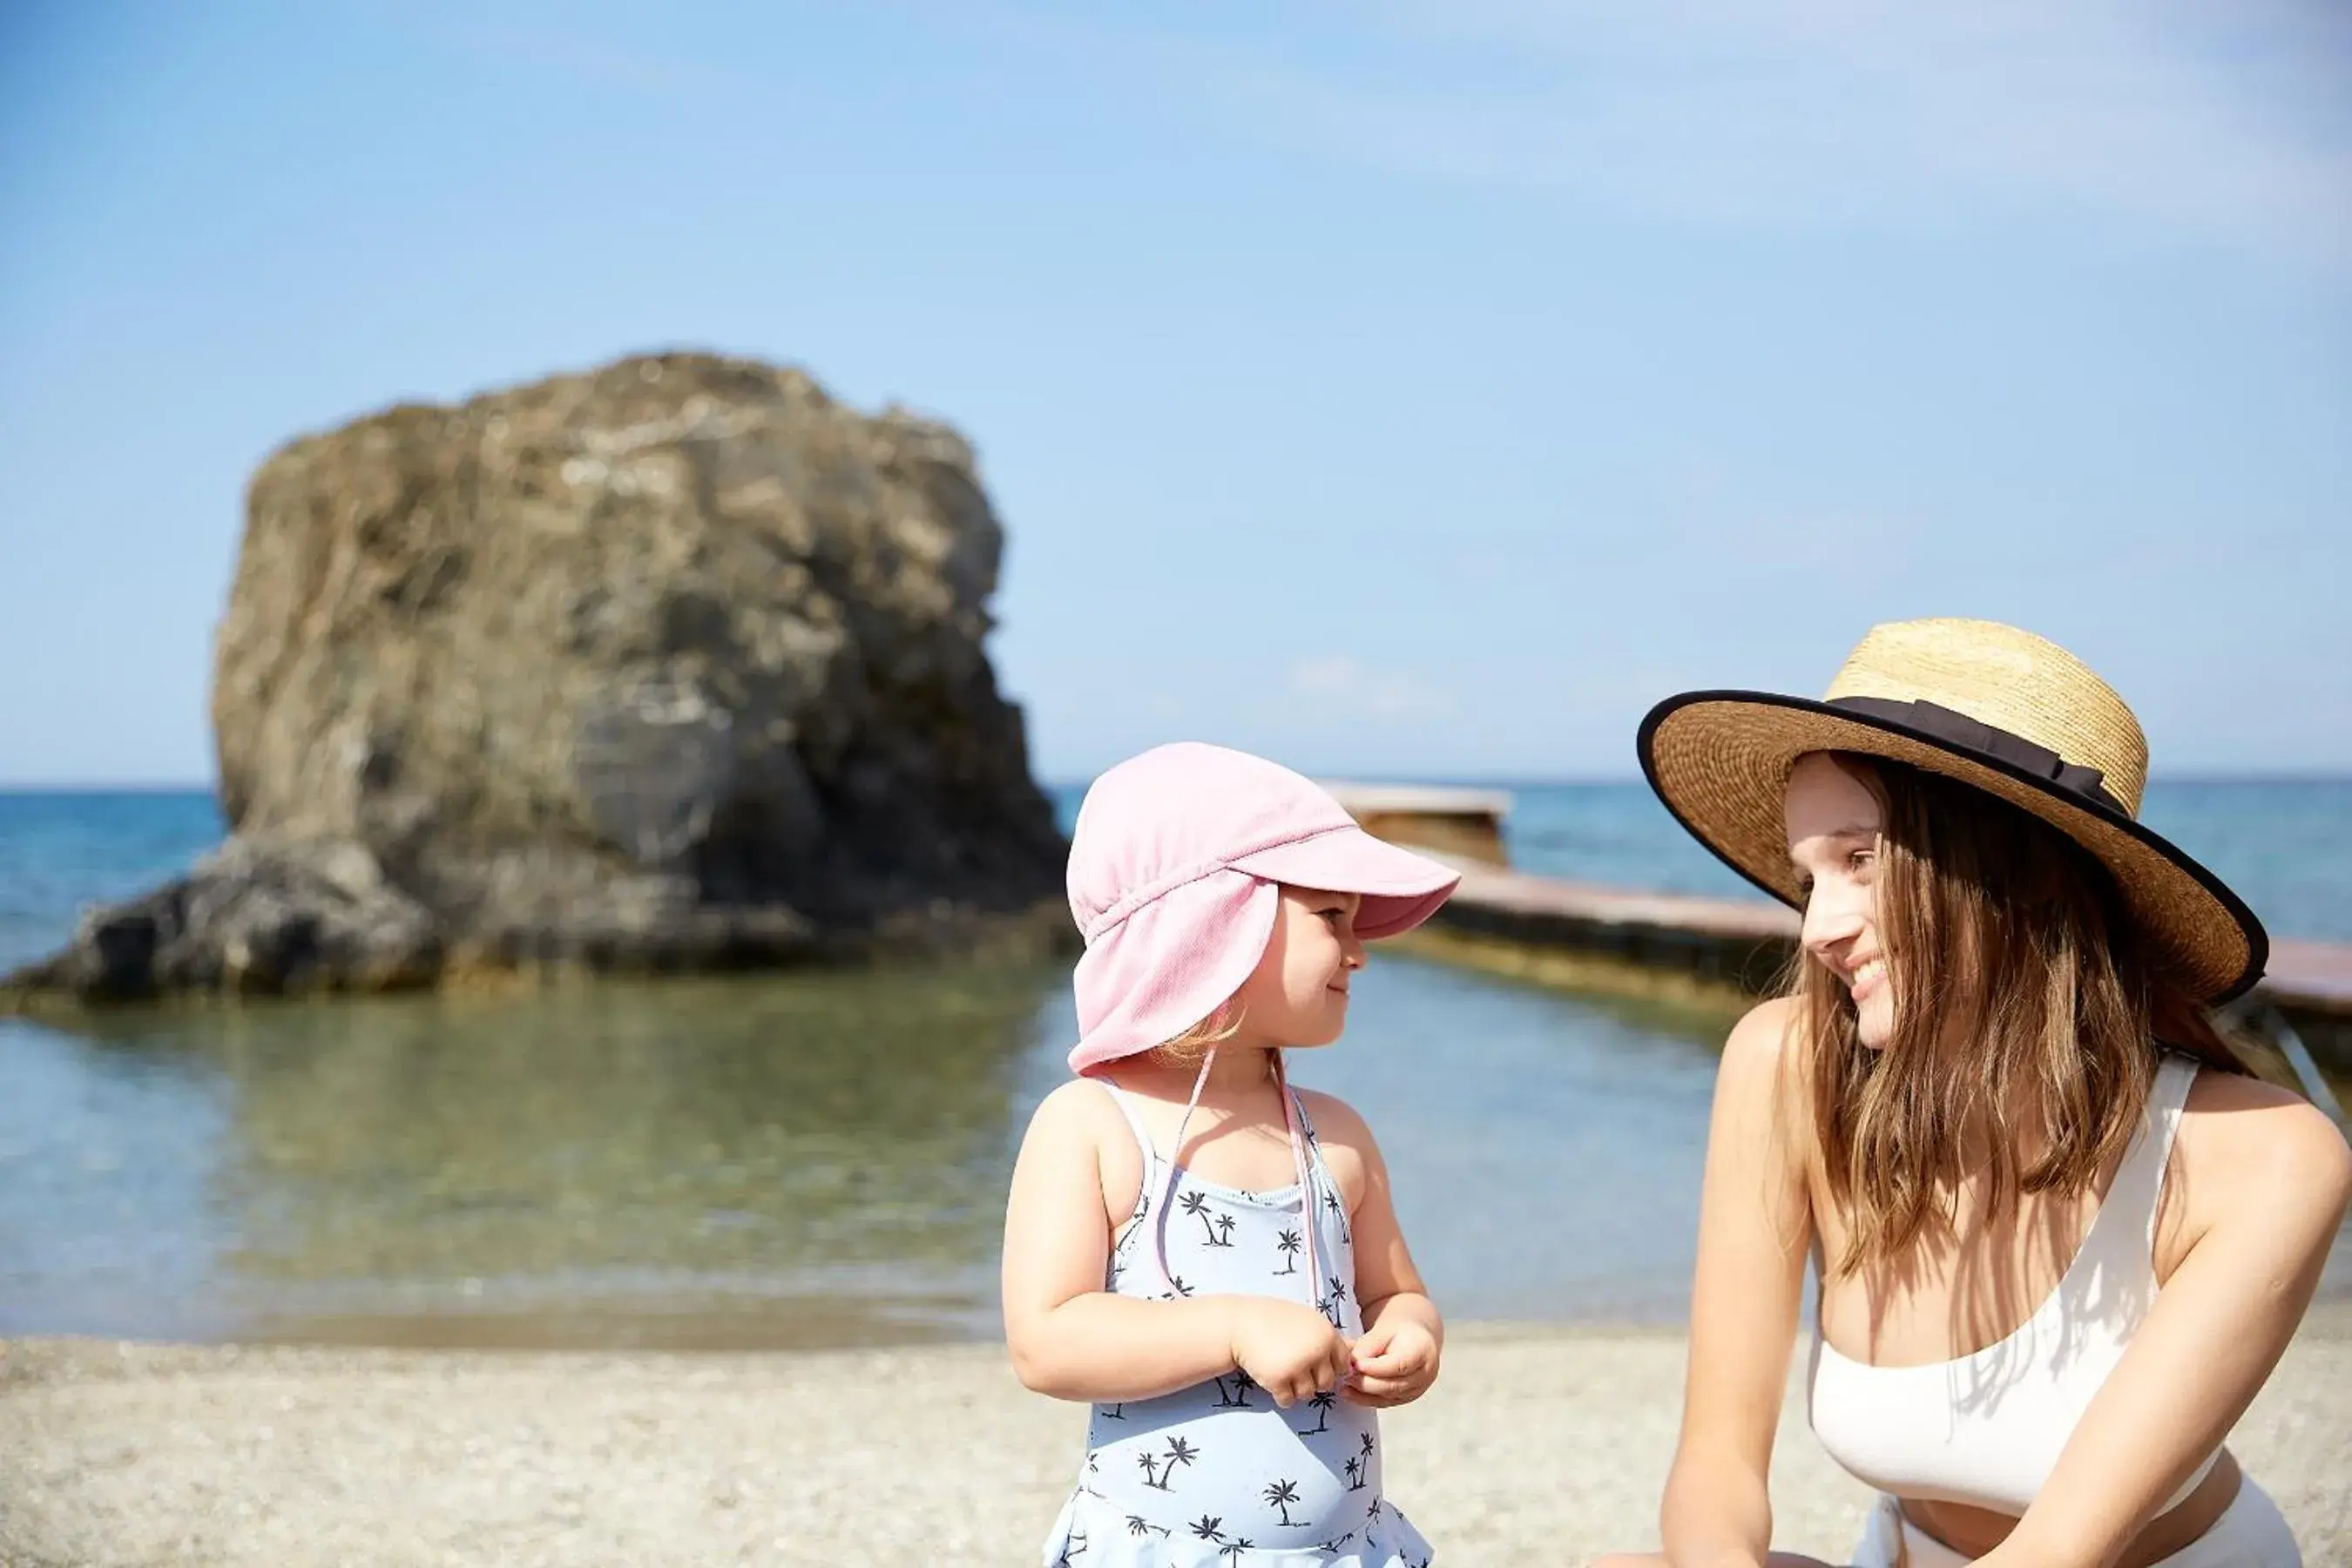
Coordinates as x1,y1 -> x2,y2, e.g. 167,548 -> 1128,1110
1314,782 -> 1514,866
1323,787 -> 2352,1075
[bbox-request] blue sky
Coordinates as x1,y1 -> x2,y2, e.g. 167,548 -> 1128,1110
3,0 -> 2348,785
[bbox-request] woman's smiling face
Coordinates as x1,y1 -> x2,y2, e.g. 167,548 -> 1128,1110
1785,753 -> 1894,1048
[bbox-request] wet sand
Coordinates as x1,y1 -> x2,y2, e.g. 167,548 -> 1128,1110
3,1312 -> 2346,1567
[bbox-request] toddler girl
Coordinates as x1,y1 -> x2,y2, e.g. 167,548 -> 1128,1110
1003,742 -> 1459,1565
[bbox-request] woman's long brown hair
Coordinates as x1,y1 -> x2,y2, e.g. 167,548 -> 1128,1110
1797,754 -> 2247,1280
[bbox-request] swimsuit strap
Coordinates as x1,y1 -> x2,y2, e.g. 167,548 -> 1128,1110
2136,1051 -> 2199,1254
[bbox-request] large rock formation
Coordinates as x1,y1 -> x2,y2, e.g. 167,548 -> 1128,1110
7,353 -> 1069,1002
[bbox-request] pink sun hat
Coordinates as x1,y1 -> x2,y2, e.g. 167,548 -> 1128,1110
1064,742 -> 1463,1074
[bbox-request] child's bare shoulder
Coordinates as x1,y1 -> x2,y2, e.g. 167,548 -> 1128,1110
1024,1079 -> 1150,1223
1027,1078 -> 1127,1143
1292,1087 -> 1385,1213
1294,1086 -> 1379,1152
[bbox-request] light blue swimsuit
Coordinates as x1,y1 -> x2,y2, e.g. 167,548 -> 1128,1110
1039,1082 -> 1434,1567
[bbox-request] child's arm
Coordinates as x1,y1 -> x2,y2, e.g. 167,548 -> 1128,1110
1003,1081 -> 1353,1406
1302,1092 -> 1443,1407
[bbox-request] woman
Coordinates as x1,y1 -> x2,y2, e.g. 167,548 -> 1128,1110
1598,618 -> 2350,1568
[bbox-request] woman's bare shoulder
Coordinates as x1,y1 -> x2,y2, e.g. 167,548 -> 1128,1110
1725,995 -> 1802,1056
2180,1067 -> 2352,1195
1711,997 -> 1825,1194
1719,996 -> 1815,1098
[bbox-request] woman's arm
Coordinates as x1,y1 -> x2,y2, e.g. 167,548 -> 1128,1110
1985,1077 -> 2352,1568
1302,1092 -> 1443,1405
1660,998 -> 1815,1568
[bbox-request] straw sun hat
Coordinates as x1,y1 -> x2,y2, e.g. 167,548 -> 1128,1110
1637,618 -> 2267,1003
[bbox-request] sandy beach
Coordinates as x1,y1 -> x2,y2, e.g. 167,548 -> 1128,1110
3,1311 -> 2346,1568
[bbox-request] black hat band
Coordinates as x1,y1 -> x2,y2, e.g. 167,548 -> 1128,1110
1826,696 -> 2126,817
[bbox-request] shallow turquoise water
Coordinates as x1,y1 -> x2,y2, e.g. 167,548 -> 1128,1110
0,956 -> 1731,1346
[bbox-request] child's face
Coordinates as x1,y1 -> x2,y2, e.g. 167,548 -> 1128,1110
1234,885 -> 1366,1049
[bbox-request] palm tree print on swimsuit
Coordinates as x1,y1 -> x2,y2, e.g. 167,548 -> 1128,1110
1274,1227 -> 1302,1275
1293,1389 -> 1336,1435
1123,1515 -> 1171,1540
1320,1184 -> 1354,1246
1211,1368 -> 1260,1409
1262,1478 -> 1302,1527
1178,1190 -> 1237,1247
1217,1539 -> 1254,1563
1188,1516 -> 1226,1546
1146,1435 -> 1200,1491
1106,1218 -> 1141,1291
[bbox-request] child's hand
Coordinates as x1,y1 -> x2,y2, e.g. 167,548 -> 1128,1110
1342,1318 -> 1439,1407
1227,1299 -> 1354,1409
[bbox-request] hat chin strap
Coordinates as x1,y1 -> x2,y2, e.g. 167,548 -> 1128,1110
1152,1047 -> 1322,1314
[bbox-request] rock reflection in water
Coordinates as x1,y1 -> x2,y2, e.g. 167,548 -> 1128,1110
9,962 -> 1064,1347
